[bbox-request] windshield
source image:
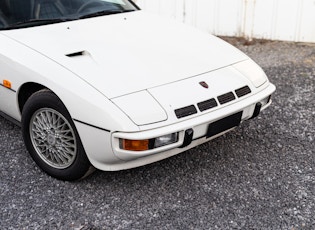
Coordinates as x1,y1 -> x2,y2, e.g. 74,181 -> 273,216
0,0 -> 139,30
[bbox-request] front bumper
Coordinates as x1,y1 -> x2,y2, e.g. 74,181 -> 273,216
111,83 -> 275,164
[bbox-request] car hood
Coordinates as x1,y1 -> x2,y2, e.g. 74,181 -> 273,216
3,11 -> 248,99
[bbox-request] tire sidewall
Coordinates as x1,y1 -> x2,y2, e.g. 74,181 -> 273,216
22,89 -> 90,181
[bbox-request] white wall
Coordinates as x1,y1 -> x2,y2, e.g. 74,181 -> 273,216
135,0 -> 315,43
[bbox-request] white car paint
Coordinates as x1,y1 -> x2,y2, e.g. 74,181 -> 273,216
3,12 -> 248,99
0,10 -> 275,172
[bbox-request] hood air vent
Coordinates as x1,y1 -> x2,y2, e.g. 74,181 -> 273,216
66,51 -> 85,57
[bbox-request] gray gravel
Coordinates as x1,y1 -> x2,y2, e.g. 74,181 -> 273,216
1,38 -> 315,229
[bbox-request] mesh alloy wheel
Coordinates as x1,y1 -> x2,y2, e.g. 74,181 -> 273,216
30,108 -> 77,169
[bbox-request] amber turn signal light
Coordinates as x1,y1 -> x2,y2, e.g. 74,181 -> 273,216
121,139 -> 149,151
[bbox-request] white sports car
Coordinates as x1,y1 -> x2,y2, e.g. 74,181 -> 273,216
0,0 -> 275,180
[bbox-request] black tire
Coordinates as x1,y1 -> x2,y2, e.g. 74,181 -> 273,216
21,89 -> 91,181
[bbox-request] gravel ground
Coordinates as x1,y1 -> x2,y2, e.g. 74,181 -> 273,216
1,38 -> 314,229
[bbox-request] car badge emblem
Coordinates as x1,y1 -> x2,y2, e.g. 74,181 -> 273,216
199,81 -> 209,89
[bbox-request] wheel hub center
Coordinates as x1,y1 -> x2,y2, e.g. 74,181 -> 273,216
47,134 -> 56,145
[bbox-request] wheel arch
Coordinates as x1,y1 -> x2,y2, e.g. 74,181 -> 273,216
18,82 -> 50,114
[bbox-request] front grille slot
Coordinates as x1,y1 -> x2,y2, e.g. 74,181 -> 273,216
235,86 -> 251,98
217,92 -> 235,105
174,86 -> 249,119
175,105 -> 197,119
197,98 -> 218,112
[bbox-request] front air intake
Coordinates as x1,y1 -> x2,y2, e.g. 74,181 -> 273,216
235,86 -> 251,98
175,105 -> 197,119
174,86 -> 251,119
197,98 -> 218,112
217,92 -> 235,105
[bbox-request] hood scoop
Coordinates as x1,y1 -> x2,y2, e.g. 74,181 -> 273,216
65,51 -> 87,58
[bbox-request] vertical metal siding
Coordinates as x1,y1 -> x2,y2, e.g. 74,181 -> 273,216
135,0 -> 315,43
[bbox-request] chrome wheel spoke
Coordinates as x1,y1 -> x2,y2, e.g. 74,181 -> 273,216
30,108 -> 77,169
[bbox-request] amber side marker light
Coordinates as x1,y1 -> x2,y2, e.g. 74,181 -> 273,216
121,139 -> 150,151
3,80 -> 12,89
